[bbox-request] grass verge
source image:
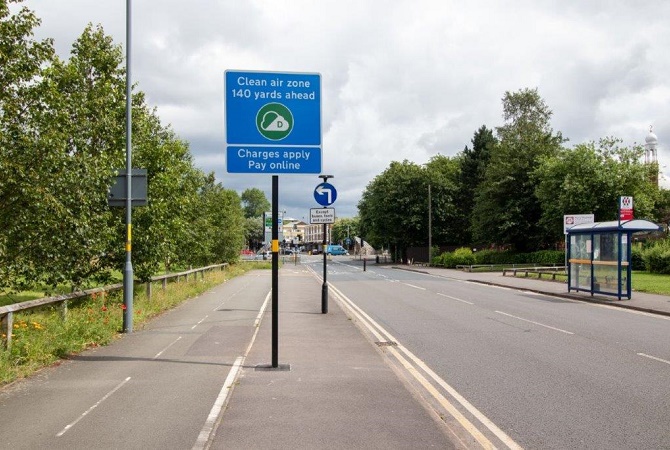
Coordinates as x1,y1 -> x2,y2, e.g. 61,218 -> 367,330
0,262 -> 270,386
506,269 -> 670,295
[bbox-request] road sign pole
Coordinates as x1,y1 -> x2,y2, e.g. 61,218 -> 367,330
272,175 -> 279,368
322,222 -> 328,314
317,175 -> 333,313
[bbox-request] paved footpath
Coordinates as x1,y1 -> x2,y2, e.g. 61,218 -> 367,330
210,264 -> 458,449
0,265 -> 460,450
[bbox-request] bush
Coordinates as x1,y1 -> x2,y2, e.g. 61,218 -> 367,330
436,248 -> 565,268
526,250 -> 564,265
631,246 -> 645,271
643,240 -> 670,274
439,247 -> 475,268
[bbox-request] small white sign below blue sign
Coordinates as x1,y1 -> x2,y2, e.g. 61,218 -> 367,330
225,70 -> 322,174
314,182 -> 337,206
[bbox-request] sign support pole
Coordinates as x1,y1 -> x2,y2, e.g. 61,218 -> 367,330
322,222 -> 328,314
317,174 -> 333,313
272,175 -> 279,368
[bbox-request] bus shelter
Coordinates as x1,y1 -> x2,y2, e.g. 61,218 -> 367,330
567,220 -> 661,299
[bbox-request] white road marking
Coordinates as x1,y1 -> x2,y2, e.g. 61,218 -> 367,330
57,377 -> 131,437
437,292 -> 475,305
495,311 -> 574,335
192,357 -> 244,450
328,283 -> 522,450
192,315 -> 209,330
154,336 -> 182,359
193,290 -> 271,450
403,283 -> 426,290
638,353 -> 670,366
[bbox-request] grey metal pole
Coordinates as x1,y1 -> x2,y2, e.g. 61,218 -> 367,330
122,0 -> 134,333
428,183 -> 432,265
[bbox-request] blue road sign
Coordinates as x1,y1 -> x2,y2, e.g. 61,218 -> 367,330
225,70 -> 322,174
314,182 -> 337,206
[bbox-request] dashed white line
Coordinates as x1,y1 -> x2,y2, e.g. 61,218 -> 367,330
638,353 -> 670,366
192,315 -> 209,330
436,292 -> 475,305
57,377 -> 131,437
403,283 -> 426,290
154,336 -> 182,359
495,311 -> 574,335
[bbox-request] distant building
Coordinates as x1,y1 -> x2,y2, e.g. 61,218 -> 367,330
645,126 -> 659,187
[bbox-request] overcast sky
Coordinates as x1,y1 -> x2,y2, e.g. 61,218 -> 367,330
15,0 -> 670,220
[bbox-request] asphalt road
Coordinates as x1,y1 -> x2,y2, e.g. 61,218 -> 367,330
311,256 -> 670,449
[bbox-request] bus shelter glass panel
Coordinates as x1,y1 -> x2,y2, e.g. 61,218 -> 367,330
592,233 -> 618,294
569,234 -> 591,291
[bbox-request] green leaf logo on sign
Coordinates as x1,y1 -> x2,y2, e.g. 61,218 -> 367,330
256,103 -> 294,141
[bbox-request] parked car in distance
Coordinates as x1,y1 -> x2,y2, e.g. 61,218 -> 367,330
326,245 -> 349,256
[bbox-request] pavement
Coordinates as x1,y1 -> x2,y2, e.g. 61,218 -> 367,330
7,260 -> 668,448
209,262 -> 670,449
398,265 -> 670,318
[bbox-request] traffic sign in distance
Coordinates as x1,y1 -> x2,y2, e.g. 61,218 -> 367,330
314,182 -> 337,206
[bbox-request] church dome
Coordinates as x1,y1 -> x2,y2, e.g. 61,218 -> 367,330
646,127 -> 658,145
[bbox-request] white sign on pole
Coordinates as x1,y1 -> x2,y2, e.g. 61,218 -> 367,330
310,208 -> 335,224
564,214 -> 595,234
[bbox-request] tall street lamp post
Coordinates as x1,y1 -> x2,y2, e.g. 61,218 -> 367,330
428,183 -> 432,265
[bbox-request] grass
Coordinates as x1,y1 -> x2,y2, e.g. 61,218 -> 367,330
505,269 -> 670,295
631,271 -> 670,295
0,261 -> 271,386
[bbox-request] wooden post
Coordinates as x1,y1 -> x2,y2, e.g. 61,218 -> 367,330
1,312 -> 14,350
146,281 -> 152,300
162,278 -> 167,291
61,300 -> 68,321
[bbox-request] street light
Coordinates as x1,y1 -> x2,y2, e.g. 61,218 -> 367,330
428,183 -> 432,265
319,174 -> 333,314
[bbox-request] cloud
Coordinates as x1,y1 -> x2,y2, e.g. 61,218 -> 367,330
17,0 -> 670,220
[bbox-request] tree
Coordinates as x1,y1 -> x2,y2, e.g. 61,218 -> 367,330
331,217 -> 359,245
471,88 -> 564,251
241,188 -> 270,218
455,125 -> 496,244
424,155 -> 462,245
535,138 -> 659,243
358,158 -> 461,260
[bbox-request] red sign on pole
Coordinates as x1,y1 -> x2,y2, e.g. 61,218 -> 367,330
619,196 -> 634,221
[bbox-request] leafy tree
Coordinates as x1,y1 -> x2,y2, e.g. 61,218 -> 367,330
241,187 -> 270,218
359,161 -> 423,258
0,0 -> 56,291
471,88 -> 564,251
244,216 -> 264,251
204,182 -> 246,263
425,154 -> 464,245
455,125 -> 496,244
331,217 -> 359,245
535,138 -> 659,243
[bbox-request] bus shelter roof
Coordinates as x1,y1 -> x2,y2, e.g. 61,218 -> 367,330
567,219 -> 662,234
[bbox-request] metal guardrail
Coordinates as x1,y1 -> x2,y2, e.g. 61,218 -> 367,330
0,263 -> 227,349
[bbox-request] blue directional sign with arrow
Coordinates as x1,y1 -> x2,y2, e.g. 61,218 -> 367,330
314,182 -> 337,206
